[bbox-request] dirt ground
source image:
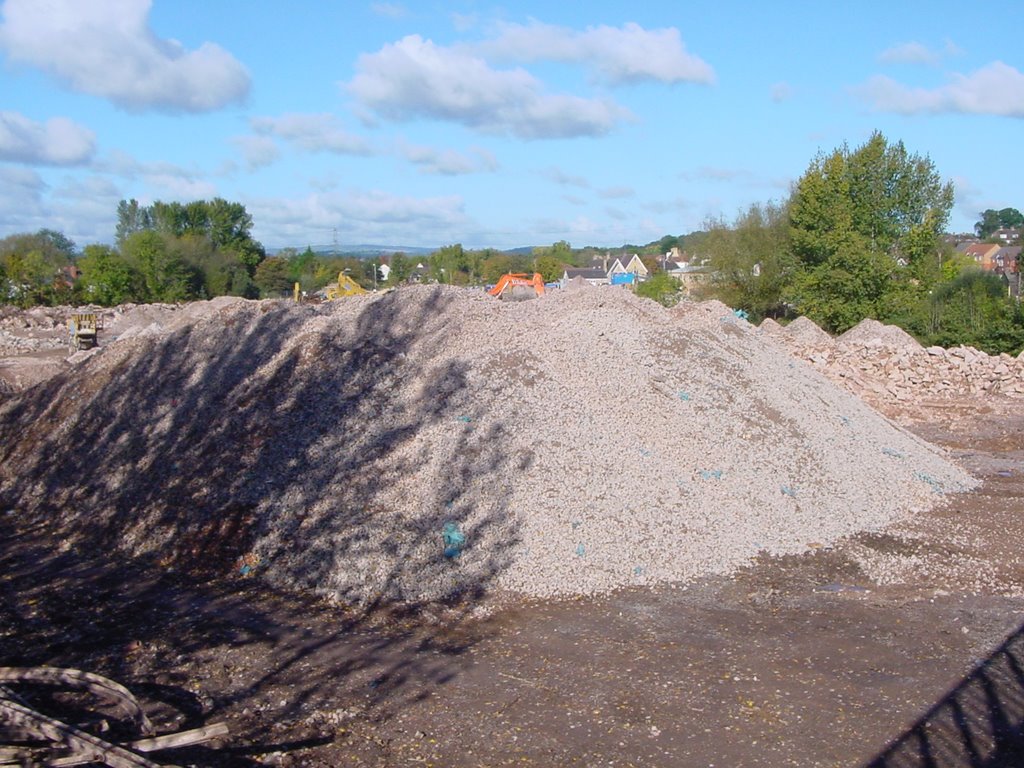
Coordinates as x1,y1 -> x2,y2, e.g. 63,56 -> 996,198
0,395 -> 1022,767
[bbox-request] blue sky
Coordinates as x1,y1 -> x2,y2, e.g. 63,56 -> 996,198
1,0 -> 1021,251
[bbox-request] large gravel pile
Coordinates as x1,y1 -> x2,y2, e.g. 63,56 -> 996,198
0,287 -> 976,604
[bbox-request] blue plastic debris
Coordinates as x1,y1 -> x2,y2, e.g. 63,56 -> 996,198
678,390 -> 691,401
456,415 -> 472,423
633,566 -> 645,576
914,472 -> 945,495
639,448 -> 652,457
575,543 -> 586,557
781,485 -> 798,498
700,469 -> 723,480
732,308 -> 749,320
882,447 -> 904,459
442,521 -> 466,558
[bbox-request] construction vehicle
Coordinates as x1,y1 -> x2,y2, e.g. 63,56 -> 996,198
488,272 -> 545,301
67,312 -> 100,351
324,271 -> 368,300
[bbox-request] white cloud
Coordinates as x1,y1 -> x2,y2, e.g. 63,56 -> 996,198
51,174 -> 122,230
0,0 -> 250,112
0,112 -> 96,165
599,185 -> 634,199
96,149 -> 196,180
877,39 -> 964,66
878,41 -> 940,66
0,164 -> 46,225
370,2 -> 407,19
0,167 -> 121,243
247,189 -> 469,246
251,114 -> 373,155
644,197 -> 694,215
451,12 -> 479,33
541,167 -> 590,188
145,173 -> 217,200
857,61 -> 1024,117
400,142 -> 498,175
94,149 -> 214,199
347,35 -> 630,139
476,20 -> 715,86
231,135 -> 280,171
950,174 -> 986,233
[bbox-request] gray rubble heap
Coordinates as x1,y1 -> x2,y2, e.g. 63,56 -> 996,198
0,287 -> 978,603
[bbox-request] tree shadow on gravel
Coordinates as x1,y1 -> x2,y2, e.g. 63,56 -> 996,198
865,620 -> 1024,768
0,287 -> 519,765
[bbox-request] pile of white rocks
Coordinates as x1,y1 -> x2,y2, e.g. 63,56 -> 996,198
762,316 -> 1024,403
0,288 -> 977,603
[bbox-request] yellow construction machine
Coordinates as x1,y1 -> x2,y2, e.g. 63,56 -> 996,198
68,313 -> 101,350
324,271 -> 368,300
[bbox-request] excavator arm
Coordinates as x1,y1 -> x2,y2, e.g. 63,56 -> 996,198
488,273 -> 545,299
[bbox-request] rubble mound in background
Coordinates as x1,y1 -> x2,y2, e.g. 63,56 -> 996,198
0,288 -> 977,604
838,318 -> 923,351
782,316 -> 833,346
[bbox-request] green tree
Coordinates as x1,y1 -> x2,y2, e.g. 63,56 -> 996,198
844,132 -> 952,254
534,254 -> 565,283
388,252 -> 414,284
532,241 -> 573,273
635,272 -> 682,307
704,201 -> 795,320
255,257 -> 295,297
927,268 -> 1024,353
791,132 -> 952,265
481,253 -> 514,283
122,231 -> 196,303
975,207 -> 1023,238
998,207 -> 1024,230
0,230 -> 75,306
1,250 -> 54,306
657,234 -> 680,254
115,199 -> 153,247
787,132 -> 953,331
788,243 -> 894,333
120,197 -> 265,278
430,243 -> 468,284
76,245 -> 139,305
790,148 -> 859,266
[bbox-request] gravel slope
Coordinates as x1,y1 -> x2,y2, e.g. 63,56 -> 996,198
0,286 -> 976,604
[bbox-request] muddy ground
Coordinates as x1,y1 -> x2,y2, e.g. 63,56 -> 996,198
2,399 -> 1023,767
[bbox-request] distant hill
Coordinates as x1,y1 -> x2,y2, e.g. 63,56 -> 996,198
266,244 -> 438,258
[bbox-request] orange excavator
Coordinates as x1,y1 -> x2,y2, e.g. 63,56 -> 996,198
488,272 -> 545,301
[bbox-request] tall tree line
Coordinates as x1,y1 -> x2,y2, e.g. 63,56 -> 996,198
699,132 -> 1023,354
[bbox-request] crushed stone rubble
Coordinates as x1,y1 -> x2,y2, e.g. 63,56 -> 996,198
763,316 -> 1024,403
0,288 -> 989,604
